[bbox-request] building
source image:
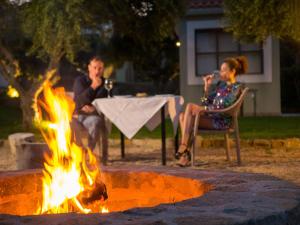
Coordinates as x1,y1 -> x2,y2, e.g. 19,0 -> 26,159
178,0 -> 281,115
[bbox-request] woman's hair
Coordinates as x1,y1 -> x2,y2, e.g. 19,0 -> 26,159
223,56 -> 248,76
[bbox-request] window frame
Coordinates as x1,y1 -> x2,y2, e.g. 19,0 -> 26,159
194,28 -> 264,77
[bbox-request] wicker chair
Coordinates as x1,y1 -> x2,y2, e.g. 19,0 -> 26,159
191,87 -> 249,166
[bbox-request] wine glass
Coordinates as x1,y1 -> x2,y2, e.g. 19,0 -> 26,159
104,79 -> 113,97
212,70 -> 220,79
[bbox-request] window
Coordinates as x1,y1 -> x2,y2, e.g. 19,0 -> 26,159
195,29 -> 263,76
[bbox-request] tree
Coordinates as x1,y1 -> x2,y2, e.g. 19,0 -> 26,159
223,0 -> 300,43
223,0 -> 300,112
0,0 -> 97,129
0,0 -> 185,129
79,0 -> 185,87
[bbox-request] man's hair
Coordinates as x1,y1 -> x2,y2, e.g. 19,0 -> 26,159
89,55 -> 104,64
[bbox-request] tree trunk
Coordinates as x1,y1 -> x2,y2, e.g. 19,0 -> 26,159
20,93 -> 35,130
0,41 -> 62,130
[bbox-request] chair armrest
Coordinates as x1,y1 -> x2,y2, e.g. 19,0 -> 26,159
204,108 -> 229,114
203,107 -> 236,117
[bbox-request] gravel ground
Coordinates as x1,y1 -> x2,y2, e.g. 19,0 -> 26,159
1,138 -> 300,186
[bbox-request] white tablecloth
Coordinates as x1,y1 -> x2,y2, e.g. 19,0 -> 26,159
92,95 -> 184,139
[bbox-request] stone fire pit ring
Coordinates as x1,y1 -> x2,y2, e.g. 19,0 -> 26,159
0,166 -> 300,225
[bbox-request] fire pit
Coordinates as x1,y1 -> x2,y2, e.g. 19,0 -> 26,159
1,166 -> 300,225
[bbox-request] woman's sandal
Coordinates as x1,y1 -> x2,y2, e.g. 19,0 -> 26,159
175,144 -> 188,159
175,133 -> 195,159
176,151 -> 191,167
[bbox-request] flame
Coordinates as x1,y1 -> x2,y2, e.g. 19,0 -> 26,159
33,80 -> 107,214
100,206 -> 109,213
7,85 -> 19,98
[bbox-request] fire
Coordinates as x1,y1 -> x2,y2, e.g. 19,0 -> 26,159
101,206 -> 109,213
33,80 -> 108,214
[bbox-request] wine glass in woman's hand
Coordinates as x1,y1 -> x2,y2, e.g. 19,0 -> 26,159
104,79 -> 113,97
212,70 -> 220,79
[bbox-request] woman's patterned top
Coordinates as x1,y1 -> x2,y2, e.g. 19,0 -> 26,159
200,81 -> 243,129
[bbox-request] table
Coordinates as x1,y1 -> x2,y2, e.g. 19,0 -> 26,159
92,95 -> 184,165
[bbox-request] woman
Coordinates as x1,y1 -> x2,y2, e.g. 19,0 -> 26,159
176,56 -> 248,166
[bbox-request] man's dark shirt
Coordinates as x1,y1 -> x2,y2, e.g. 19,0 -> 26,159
73,75 -> 107,115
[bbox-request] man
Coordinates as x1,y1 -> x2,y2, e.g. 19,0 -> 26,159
72,56 -> 107,150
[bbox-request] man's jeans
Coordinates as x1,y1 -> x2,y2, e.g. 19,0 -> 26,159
77,114 -> 103,150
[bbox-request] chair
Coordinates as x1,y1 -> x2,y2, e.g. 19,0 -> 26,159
72,115 -> 109,165
191,87 -> 249,166
67,92 -> 109,165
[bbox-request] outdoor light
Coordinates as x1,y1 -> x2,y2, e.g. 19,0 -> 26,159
176,41 -> 181,47
103,64 -> 114,78
7,85 -> 19,98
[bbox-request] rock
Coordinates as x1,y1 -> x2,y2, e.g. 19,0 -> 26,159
195,136 -> 203,147
8,133 -> 35,156
201,139 -> 213,148
271,139 -> 286,149
253,139 -> 271,148
240,139 -> 253,147
1,167 -> 300,225
213,139 -> 225,148
8,133 -> 48,170
285,138 -> 300,148
110,138 -> 176,149
16,142 -> 49,170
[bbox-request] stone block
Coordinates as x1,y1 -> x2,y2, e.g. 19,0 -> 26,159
285,138 -> 300,148
212,139 -> 225,148
239,139 -> 253,147
253,139 -> 271,148
1,168 -> 300,224
271,139 -> 286,149
8,133 -> 35,155
16,142 -> 49,170
201,139 -> 212,148
195,136 -> 203,147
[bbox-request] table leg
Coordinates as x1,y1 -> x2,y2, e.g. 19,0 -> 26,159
101,115 -> 108,165
161,106 -> 166,165
253,92 -> 257,116
174,128 -> 179,154
120,131 -> 125,158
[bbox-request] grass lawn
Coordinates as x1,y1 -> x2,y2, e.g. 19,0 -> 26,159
1,104 -> 300,140
0,104 -> 24,139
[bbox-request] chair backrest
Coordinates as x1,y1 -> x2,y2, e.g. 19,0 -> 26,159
196,87 -> 249,132
225,87 -> 249,117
